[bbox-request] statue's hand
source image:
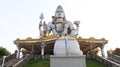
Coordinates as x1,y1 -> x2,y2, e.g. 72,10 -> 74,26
74,21 -> 80,27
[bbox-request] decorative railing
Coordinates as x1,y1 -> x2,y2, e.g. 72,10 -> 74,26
89,54 -> 120,67
0,53 -> 16,65
0,59 -> 2,65
0,54 -> 16,66
108,54 -> 120,64
5,54 -> 16,62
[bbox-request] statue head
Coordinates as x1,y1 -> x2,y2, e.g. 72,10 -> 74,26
55,5 -> 66,21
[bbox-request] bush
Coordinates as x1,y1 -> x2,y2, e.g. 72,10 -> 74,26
112,48 -> 120,56
0,46 -> 11,58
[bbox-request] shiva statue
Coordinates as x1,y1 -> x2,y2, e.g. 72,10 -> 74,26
39,5 -> 80,37
39,5 -> 83,56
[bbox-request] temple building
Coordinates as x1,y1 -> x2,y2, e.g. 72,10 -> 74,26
13,5 -> 108,58
3,5 -> 120,67
14,36 -> 108,58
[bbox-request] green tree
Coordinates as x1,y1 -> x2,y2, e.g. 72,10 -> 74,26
0,46 -> 11,58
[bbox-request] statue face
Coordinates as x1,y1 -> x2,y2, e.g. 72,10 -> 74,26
55,8 -> 65,18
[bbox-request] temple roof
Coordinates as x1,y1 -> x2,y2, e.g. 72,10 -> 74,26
13,35 -> 108,54
14,35 -> 108,44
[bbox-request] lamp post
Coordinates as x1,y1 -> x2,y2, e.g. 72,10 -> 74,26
2,56 -> 6,67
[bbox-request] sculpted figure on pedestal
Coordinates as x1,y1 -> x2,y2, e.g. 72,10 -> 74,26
39,5 -> 83,56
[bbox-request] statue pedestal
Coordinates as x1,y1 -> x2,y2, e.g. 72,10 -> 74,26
50,55 -> 86,67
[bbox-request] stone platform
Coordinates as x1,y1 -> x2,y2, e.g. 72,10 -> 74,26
50,55 -> 86,67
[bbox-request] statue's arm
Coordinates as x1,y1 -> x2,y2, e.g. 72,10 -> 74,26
74,21 -> 80,33
68,21 -> 80,37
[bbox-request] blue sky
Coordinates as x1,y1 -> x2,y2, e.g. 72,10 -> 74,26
0,0 -> 120,53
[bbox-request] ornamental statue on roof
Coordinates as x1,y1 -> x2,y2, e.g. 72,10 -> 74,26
39,5 -> 80,37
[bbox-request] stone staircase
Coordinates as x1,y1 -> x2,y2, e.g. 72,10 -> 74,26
3,54 -> 32,67
0,58 -> 21,67
4,58 -> 21,67
0,53 -> 32,67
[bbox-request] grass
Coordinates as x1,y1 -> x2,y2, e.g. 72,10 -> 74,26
86,59 -> 106,67
23,59 -> 50,67
23,59 -> 106,67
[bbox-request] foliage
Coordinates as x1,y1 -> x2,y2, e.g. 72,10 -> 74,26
23,59 -> 106,67
0,46 -> 11,58
112,48 -> 120,56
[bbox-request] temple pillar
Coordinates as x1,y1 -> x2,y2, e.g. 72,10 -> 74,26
100,44 -> 105,58
31,44 -> 34,56
41,42 -> 46,58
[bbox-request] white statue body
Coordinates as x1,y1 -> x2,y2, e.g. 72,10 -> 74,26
47,21 -> 76,36
54,36 -> 83,56
46,5 -> 82,56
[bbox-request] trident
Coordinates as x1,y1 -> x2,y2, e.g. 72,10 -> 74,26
39,13 -> 44,37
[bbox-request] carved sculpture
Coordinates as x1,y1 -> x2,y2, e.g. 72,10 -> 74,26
39,5 -> 83,56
